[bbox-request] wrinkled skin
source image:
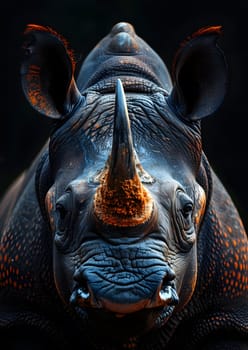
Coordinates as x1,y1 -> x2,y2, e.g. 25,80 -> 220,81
0,22 -> 247,349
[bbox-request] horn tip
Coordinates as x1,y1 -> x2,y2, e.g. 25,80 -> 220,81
116,78 -> 124,96
116,78 -> 122,86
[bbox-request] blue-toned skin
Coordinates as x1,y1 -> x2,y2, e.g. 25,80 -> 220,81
0,22 -> 247,349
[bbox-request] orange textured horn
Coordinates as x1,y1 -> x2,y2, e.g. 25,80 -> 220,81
94,79 -> 153,227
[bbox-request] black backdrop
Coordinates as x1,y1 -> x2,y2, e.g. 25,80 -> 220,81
0,0 -> 247,230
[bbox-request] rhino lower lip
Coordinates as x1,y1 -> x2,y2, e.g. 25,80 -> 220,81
73,301 -> 175,331
70,285 -> 177,327
111,303 -> 175,325
113,301 -> 175,323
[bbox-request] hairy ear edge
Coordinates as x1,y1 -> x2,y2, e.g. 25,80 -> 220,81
168,26 -> 228,121
21,24 -> 81,119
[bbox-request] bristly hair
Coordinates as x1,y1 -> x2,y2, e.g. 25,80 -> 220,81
189,25 -> 222,39
171,25 -> 222,81
24,24 -> 76,71
177,25 -> 222,52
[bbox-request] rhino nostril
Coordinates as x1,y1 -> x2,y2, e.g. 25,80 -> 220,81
159,285 -> 173,304
78,284 -> 90,302
158,271 -> 179,306
70,275 -> 91,306
70,285 -> 90,306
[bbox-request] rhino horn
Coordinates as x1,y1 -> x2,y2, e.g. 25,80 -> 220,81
94,79 -> 153,227
109,78 -> 137,181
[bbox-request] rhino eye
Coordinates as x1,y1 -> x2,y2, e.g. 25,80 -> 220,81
176,191 -> 193,230
174,189 -> 195,250
182,202 -> 193,219
56,193 -> 72,232
54,192 -> 74,251
56,204 -> 69,231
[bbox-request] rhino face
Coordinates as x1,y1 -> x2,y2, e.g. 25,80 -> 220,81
21,22 -> 226,344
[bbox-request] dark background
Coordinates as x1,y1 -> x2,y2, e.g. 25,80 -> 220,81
0,0 -> 247,231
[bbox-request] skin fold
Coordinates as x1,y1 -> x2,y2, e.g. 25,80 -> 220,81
0,22 -> 247,349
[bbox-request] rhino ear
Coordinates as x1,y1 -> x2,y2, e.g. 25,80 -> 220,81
21,24 -> 82,119
168,26 -> 227,121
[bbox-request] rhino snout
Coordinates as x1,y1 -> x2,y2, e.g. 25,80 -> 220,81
70,266 -> 179,316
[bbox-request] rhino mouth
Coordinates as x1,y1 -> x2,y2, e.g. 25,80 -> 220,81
83,56 -> 164,93
69,242 -> 178,338
70,280 -> 178,339
71,280 -> 178,313
72,301 -> 175,342
73,296 -> 176,324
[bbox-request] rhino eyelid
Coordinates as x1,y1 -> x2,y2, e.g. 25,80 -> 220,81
56,203 -> 68,219
56,192 -> 73,211
181,202 -> 193,218
64,187 -> 73,194
176,189 -> 193,206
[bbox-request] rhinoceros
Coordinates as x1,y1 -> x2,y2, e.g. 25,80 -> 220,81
0,21 -> 247,350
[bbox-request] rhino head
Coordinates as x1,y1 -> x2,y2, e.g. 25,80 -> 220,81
21,22 -> 227,346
